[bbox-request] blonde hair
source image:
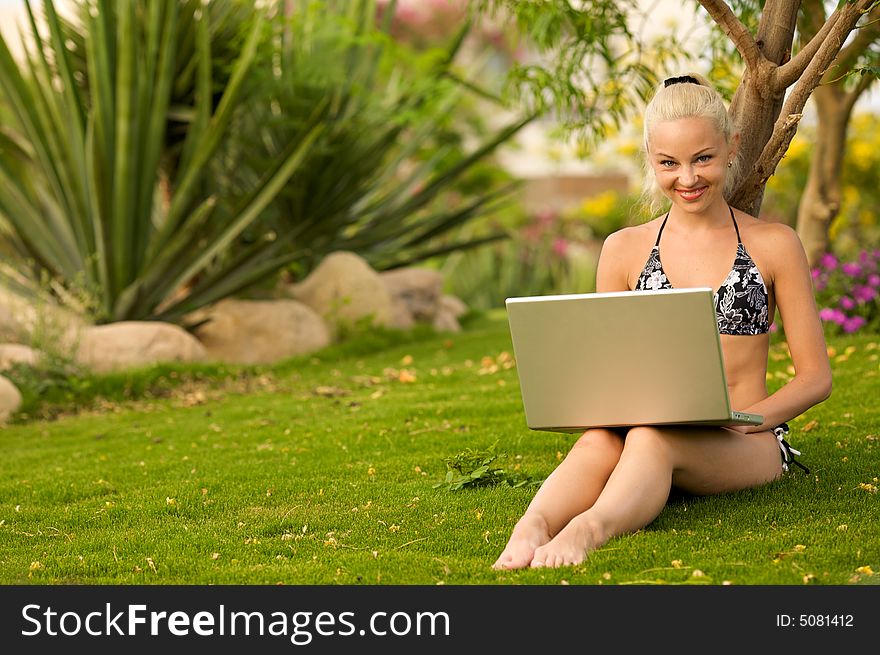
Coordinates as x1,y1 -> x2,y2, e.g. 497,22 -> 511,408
640,73 -> 740,217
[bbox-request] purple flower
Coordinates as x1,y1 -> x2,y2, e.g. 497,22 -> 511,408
842,262 -> 862,276
868,273 -> 880,288
840,296 -> 856,310
819,307 -> 847,325
820,253 -> 838,271
853,285 -> 878,303
811,268 -> 821,280
843,316 -> 867,334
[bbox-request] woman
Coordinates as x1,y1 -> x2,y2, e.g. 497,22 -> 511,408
492,73 -> 832,570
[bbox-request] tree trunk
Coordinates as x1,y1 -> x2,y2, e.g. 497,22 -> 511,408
726,0 -> 799,217
795,85 -> 851,266
697,0 -> 876,220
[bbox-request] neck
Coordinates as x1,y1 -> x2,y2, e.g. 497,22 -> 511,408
667,201 -> 732,231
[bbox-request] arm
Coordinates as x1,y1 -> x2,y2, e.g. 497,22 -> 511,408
738,225 -> 833,432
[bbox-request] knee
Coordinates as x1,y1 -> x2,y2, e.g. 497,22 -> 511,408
623,426 -> 673,458
572,428 -> 625,458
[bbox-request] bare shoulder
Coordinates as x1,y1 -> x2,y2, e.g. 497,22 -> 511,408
601,218 -> 661,256
736,214 -> 808,280
597,218 -> 663,291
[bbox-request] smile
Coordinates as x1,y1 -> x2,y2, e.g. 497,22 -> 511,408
676,187 -> 707,200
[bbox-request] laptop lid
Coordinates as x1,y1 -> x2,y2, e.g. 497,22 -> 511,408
505,288 -> 762,432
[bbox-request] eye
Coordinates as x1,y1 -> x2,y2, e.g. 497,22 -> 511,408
659,160 -> 676,168
696,154 -> 712,163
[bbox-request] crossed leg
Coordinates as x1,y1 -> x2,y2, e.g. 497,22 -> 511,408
492,428 -> 625,570
493,425 -> 783,570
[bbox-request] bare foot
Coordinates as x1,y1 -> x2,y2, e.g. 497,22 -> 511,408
492,514 -> 552,570
529,515 -> 605,568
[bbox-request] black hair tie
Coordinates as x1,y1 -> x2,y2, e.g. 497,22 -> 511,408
664,75 -> 700,87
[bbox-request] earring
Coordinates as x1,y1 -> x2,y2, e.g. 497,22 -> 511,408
727,161 -> 733,168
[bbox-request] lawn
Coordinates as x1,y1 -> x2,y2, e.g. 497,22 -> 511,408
1,311 -> 878,585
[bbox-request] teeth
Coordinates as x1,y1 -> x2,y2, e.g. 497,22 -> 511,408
680,188 -> 704,198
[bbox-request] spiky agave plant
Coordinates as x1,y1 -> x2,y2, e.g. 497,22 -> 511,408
0,0 -> 531,324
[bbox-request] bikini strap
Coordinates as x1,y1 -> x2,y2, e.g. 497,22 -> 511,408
654,211 -> 670,247
729,205 -> 742,243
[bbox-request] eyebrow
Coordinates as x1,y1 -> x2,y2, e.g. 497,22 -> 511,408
654,147 -> 717,158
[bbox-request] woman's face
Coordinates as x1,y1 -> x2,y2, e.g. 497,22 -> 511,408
647,116 -> 736,214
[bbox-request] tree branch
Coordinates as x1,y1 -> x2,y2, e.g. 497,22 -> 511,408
776,5 -> 841,89
831,3 -> 880,76
698,0 -> 764,70
739,0 -> 873,198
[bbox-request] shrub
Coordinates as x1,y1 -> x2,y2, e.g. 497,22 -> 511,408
812,249 -> 880,335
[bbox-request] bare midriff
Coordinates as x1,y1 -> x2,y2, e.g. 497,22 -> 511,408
720,332 -> 771,411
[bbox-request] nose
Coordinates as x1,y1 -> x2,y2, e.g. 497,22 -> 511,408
678,164 -> 698,187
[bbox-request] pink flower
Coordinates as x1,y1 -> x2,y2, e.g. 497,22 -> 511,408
868,273 -> 880,288
853,285 -> 878,303
552,237 -> 569,258
820,253 -> 838,271
811,268 -> 821,280
840,296 -> 856,310
843,316 -> 866,334
842,262 -> 862,276
819,307 -> 843,323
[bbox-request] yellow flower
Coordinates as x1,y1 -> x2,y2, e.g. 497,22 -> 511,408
580,190 -> 618,217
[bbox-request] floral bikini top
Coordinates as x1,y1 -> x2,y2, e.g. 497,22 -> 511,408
635,207 -> 770,335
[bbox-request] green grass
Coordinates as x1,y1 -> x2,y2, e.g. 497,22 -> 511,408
1,311 -> 878,585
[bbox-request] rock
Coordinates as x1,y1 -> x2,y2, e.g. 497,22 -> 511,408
286,251 -> 393,334
0,287 -> 88,349
0,374 -> 22,423
430,294 -> 468,332
388,297 -> 416,330
439,294 -> 469,319
0,304 -> 25,343
187,298 -> 330,365
0,343 -> 40,371
75,321 -> 207,373
432,309 -> 462,333
379,267 -> 444,323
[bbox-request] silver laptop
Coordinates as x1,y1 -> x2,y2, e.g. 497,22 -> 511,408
505,287 -> 763,433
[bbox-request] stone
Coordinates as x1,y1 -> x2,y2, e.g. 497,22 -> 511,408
0,343 -> 40,371
0,304 -> 25,343
188,298 -> 330,365
432,309 -> 462,333
0,374 -> 22,423
286,251 -> 393,334
388,296 -> 416,330
0,287 -> 88,350
75,321 -> 207,373
439,294 -> 468,319
379,267 -> 444,322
